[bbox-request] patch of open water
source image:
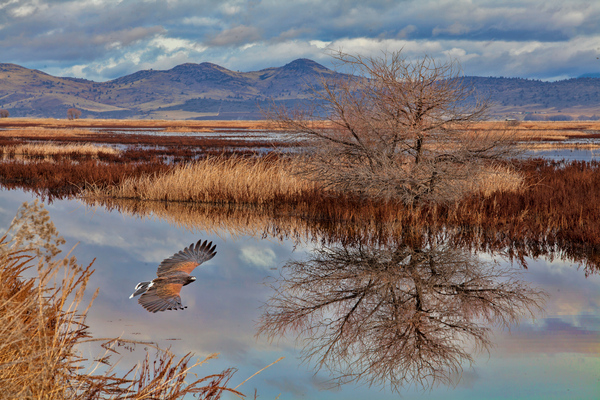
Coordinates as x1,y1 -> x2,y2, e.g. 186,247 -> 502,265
524,148 -> 600,162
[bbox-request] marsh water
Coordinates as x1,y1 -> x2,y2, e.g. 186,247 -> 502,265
0,188 -> 599,400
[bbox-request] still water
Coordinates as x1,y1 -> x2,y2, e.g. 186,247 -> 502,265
0,188 -> 598,399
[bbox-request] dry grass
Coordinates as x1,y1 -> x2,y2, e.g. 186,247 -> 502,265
524,142 -> 600,150
81,152 -> 522,206
84,155 -> 319,204
0,118 -> 283,131
469,165 -> 524,197
2,143 -> 121,160
2,118 -> 599,150
468,121 -> 600,143
164,126 -> 215,133
0,126 -> 98,138
0,201 -> 251,399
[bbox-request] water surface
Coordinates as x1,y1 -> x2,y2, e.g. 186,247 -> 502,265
0,189 -> 598,399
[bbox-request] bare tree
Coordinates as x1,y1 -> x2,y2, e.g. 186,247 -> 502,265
258,239 -> 545,392
272,50 -> 519,204
67,107 -> 82,120
0,109 -> 9,118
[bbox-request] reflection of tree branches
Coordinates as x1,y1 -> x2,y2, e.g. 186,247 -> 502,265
258,241 -> 545,392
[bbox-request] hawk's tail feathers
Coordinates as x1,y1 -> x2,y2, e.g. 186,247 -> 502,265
129,281 -> 152,299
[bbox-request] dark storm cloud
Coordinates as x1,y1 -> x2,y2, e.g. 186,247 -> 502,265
1,0 -> 599,80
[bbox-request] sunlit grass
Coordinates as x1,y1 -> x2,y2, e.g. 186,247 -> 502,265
470,165 -> 524,197
0,126 -> 97,137
2,142 -> 121,159
85,155 -> 319,204
82,153 -> 523,205
0,117 -> 282,131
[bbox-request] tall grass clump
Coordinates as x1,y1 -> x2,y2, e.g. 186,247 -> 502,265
87,155 -> 318,204
469,164 -> 524,197
2,143 -> 121,160
0,201 -> 241,399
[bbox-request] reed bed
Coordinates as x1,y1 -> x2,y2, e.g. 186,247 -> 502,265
461,121 -> 600,143
523,142 -> 600,150
468,164 -> 524,197
0,126 -> 98,137
0,129 -> 291,155
3,119 -> 599,153
0,118 -> 281,131
0,159 -> 169,200
86,155 -> 319,204
2,143 -> 121,159
0,201 -> 241,399
164,126 -> 215,133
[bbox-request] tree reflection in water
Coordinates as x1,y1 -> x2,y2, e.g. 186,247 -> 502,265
258,236 -> 546,392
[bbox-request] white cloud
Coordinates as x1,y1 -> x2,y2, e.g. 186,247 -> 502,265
150,36 -> 204,53
239,246 -> 277,269
551,10 -> 586,29
0,0 -> 18,10
11,4 -> 37,17
219,1 -> 243,16
309,40 -> 331,49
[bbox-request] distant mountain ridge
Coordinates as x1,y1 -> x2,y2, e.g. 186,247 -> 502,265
0,59 -> 599,120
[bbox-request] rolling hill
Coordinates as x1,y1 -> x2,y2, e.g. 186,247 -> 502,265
0,59 -> 599,120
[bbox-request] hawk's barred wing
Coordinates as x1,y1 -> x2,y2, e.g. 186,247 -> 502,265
156,239 -> 217,277
138,282 -> 186,313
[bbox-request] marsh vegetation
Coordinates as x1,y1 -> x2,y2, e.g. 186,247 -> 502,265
1,118 -> 600,274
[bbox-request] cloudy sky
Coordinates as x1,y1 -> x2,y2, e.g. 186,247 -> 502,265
1,0 -> 599,82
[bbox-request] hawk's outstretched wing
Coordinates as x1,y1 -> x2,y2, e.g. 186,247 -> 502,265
156,239 -> 217,277
138,281 -> 186,313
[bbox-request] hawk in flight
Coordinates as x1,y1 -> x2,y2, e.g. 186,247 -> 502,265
129,239 -> 217,312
